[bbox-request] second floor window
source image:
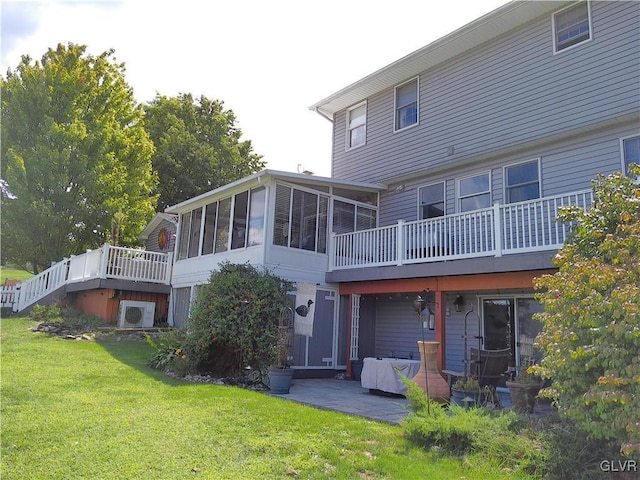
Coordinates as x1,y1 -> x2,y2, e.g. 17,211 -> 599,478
458,172 -> 491,212
553,1 -> 591,53
419,182 -> 445,219
347,102 -> 366,149
395,78 -> 418,131
622,135 -> 640,175
505,160 -> 540,203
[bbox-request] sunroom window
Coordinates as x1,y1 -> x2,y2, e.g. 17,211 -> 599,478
273,184 -> 328,253
333,200 -> 377,234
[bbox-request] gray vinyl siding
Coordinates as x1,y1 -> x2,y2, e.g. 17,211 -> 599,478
332,1 -> 639,185
374,298 -> 435,360
144,219 -> 177,253
377,122 -> 638,226
371,295 -> 477,371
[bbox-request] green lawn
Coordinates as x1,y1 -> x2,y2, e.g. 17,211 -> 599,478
1,317 -> 532,479
0,267 -> 33,283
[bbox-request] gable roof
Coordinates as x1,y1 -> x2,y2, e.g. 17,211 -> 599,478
309,0 -> 572,119
138,213 -> 178,241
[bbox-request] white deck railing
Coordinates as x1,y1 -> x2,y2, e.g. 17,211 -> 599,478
330,189 -> 593,271
15,244 -> 172,312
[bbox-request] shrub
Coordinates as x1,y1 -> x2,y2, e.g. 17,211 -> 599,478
533,165 -> 640,455
29,304 -> 62,322
185,262 -> 292,377
145,329 -> 191,376
403,378 -> 545,475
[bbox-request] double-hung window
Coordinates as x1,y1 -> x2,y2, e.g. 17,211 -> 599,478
505,160 -> 540,203
553,1 -> 591,53
458,172 -> 491,212
419,182 -> 445,219
395,77 -> 418,131
347,102 -> 366,149
622,135 -> 640,176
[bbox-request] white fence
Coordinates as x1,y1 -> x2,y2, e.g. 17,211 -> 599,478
330,189 -> 593,270
1,283 -> 21,312
14,244 -> 172,312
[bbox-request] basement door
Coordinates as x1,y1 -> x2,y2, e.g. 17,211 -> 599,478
291,289 -> 338,369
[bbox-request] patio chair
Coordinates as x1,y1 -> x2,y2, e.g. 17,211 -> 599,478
470,347 -> 511,387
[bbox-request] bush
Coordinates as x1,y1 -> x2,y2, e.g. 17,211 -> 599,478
145,329 -> 191,376
184,262 -> 292,377
29,304 -> 62,322
402,380 -> 544,475
539,414 -> 623,480
533,165 -> 640,455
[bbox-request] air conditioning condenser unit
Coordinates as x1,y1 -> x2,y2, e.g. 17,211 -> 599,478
118,300 -> 155,328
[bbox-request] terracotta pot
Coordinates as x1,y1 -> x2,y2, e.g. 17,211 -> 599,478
411,341 -> 450,403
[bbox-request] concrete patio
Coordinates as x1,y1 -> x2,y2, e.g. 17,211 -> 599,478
269,377 -> 556,425
269,378 -> 412,424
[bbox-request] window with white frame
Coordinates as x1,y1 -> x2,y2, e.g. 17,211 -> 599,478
395,78 -> 418,131
458,172 -> 491,212
553,1 -> 591,53
333,200 -> 377,234
273,184 -> 329,253
419,182 -> 445,219
347,102 -> 366,149
505,159 -> 540,203
622,135 -> 640,175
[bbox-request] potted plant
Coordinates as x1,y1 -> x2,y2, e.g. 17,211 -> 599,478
450,376 -> 484,407
506,368 -> 541,413
267,306 -> 295,394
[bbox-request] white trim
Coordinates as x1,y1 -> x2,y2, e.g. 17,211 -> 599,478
346,101 -> 367,151
552,1 -> 592,55
393,76 -> 419,133
502,158 -> 542,204
350,294 -> 361,361
479,295 -> 541,369
456,170 -> 492,213
619,133 -> 640,175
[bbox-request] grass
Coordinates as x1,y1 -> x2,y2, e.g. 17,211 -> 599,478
0,266 -> 33,283
1,317 -> 534,479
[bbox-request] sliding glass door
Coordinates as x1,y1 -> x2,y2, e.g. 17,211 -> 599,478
482,297 -> 544,368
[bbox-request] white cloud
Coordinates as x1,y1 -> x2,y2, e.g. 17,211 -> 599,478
1,0 -> 510,177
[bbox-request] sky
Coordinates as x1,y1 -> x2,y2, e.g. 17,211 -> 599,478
1,0 -> 510,178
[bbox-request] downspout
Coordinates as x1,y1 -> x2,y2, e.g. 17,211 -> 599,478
312,106 -> 334,123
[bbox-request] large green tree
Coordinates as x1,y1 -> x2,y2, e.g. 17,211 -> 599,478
534,165 -> 640,455
1,43 -> 157,273
143,93 -> 264,210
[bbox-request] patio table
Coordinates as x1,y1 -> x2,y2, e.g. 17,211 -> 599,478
360,357 -> 421,395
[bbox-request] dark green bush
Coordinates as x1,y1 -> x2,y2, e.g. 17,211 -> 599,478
184,262 -> 292,377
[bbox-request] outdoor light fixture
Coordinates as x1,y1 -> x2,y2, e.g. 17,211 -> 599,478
413,290 -> 435,330
454,294 -> 465,313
